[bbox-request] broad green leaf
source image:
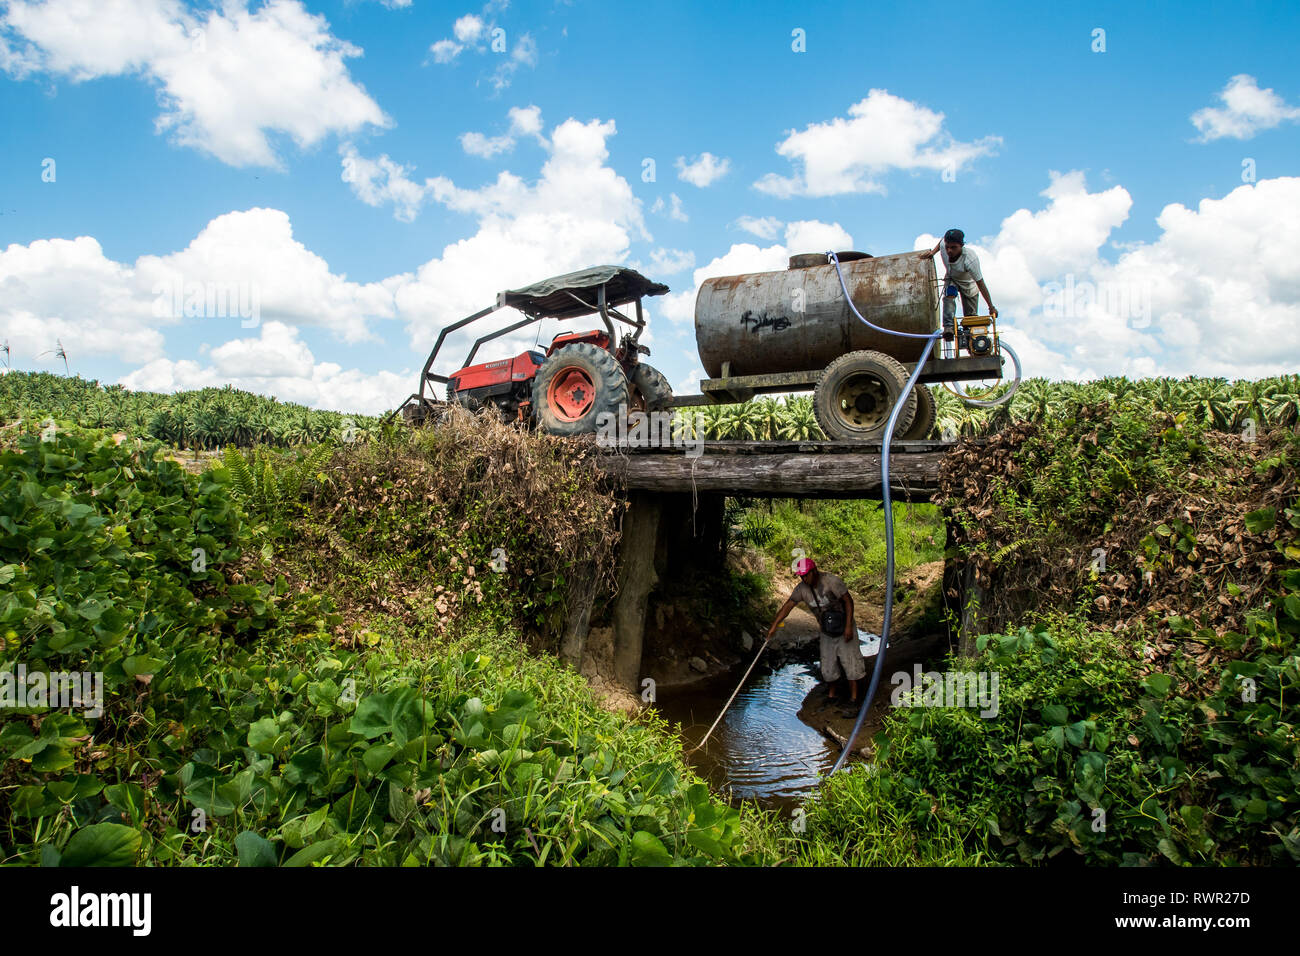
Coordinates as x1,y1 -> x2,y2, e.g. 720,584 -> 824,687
1041,704 -> 1069,726
1244,508 -> 1276,534
234,831 -> 277,867
1143,673 -> 1172,697
60,823 -> 141,867
630,830 -> 673,867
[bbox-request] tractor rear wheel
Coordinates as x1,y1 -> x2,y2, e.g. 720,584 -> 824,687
900,383 -> 937,440
630,363 -> 674,411
813,350 -> 917,442
533,342 -> 629,436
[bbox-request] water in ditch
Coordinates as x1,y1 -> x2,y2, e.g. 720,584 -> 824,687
653,630 -> 884,810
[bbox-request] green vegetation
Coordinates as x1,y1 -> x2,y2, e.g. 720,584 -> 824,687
775,402 -> 1300,866
755,499 -> 944,594
0,421 -> 758,865
672,374 -> 1300,442
0,371 -> 383,449
3,373 -> 1296,866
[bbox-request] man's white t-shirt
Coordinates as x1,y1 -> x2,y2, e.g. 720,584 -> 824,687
940,246 -> 983,298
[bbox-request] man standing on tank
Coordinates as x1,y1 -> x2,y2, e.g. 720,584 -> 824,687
918,228 -> 999,321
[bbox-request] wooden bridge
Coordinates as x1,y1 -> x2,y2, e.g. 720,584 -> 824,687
563,440 -> 964,691
592,439 -> 949,499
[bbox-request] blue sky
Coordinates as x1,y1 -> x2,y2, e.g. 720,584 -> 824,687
2,0 -> 1298,413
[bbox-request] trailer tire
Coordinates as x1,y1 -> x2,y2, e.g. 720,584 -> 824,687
813,350 -> 917,442
900,383 -> 936,440
630,363 -> 674,411
534,342 -> 630,436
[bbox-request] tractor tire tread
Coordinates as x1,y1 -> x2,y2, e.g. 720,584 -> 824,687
813,349 -> 917,442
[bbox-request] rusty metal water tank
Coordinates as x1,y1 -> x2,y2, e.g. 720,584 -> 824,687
693,251 -> 938,378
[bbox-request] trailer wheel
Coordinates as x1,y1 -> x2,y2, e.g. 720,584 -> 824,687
630,363 -> 674,411
900,383 -> 936,440
534,342 -> 630,436
813,350 -> 917,441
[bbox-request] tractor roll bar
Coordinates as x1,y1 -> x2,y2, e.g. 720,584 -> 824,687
419,303 -> 502,393
462,315 -> 542,369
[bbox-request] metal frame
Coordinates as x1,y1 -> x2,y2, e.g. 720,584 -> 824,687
668,355 -> 1006,409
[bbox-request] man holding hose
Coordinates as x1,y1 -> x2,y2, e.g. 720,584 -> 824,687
918,228 -> 998,337
766,558 -> 864,704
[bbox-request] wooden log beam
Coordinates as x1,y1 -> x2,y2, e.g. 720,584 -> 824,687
593,450 -> 943,500
612,492 -> 662,691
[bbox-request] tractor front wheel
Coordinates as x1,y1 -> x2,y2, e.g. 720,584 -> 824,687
533,342 -> 630,436
630,362 -> 674,411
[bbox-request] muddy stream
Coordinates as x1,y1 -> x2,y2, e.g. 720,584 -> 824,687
653,614 -> 891,811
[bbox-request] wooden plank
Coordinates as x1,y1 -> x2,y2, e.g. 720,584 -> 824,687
593,451 -> 943,500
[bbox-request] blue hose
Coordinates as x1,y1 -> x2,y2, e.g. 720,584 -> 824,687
824,251 -> 943,777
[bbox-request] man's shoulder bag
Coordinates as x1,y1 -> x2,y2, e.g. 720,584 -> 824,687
812,590 -> 847,637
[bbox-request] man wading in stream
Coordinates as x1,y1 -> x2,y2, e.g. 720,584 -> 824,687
765,558 -> 864,706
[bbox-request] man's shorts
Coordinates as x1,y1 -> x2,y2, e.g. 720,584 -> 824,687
820,633 -> 867,682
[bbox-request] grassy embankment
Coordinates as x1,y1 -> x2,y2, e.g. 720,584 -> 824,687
0,410 -> 781,865
767,402 -> 1299,866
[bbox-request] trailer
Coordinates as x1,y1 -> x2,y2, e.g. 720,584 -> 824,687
673,249 -> 1010,440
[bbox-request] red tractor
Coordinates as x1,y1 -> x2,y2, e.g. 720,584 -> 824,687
393,266 -> 673,436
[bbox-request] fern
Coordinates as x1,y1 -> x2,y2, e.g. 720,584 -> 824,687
258,460 -> 279,516
991,536 -> 1036,564
224,445 -> 256,499
281,443 -> 333,501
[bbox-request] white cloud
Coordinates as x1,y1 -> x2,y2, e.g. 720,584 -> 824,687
649,248 -> 695,275
429,12 -> 488,63
922,173 -> 1300,380
385,116 -> 652,377
492,31 -> 537,91
673,365 -> 705,396
657,240 -> 796,325
735,216 -> 782,240
1,0 -> 390,169
783,220 -> 853,255
340,144 -> 432,222
0,235 -> 169,365
121,322 -> 411,414
651,193 -> 688,222
1191,74 -> 1300,141
429,38 -> 462,63
0,207 -> 397,372
141,208 -> 396,344
675,152 -> 731,187
755,89 -> 1000,197
460,104 -> 546,157
453,14 -> 484,42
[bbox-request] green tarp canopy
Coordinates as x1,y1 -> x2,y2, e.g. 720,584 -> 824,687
499,266 -> 669,320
